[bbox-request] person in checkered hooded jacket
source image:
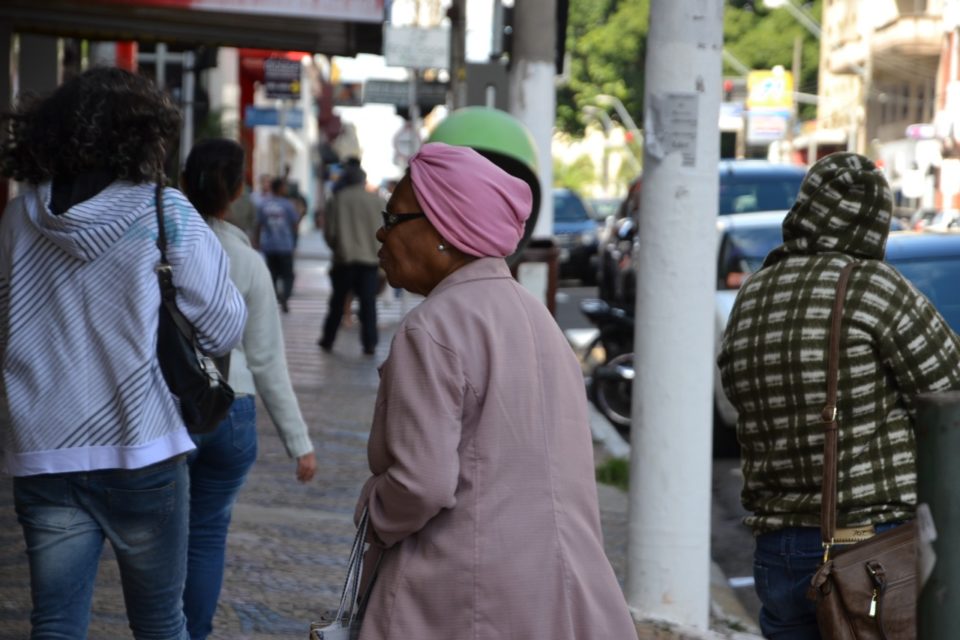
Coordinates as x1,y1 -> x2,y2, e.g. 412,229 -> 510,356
718,151 -> 960,639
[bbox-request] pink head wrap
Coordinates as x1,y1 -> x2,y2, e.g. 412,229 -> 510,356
409,142 -> 533,258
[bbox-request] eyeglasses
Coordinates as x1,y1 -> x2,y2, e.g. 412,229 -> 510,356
381,210 -> 426,230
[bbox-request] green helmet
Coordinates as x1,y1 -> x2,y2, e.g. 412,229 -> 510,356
426,107 -> 541,261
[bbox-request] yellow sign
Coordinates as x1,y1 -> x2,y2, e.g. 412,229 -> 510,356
746,68 -> 795,113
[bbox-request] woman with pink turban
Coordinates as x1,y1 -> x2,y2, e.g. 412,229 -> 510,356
352,142 -> 636,639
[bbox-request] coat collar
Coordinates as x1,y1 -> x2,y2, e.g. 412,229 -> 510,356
428,257 -> 512,297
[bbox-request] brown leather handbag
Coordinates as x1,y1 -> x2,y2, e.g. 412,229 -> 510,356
807,262 -> 917,640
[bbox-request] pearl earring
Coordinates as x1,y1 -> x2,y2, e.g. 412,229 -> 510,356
438,243 -> 446,251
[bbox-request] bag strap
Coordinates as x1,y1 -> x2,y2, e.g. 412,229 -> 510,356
154,183 -> 232,377
820,261 -> 859,553
155,182 -> 169,262
154,184 -> 196,341
333,507 -> 369,622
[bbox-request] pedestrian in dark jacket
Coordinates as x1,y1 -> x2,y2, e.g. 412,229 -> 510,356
318,158 -> 385,355
718,152 -> 960,639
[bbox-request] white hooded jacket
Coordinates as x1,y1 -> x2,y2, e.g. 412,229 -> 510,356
0,181 -> 246,476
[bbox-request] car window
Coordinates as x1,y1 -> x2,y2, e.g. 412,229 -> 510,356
554,192 -> 591,223
717,226 -> 782,288
718,175 -> 804,215
888,257 -> 960,332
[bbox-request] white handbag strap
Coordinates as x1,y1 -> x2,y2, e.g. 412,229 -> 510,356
333,507 -> 369,622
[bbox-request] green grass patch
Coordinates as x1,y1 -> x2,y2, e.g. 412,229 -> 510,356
596,457 -> 629,492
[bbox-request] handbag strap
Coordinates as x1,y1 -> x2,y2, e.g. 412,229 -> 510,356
154,184 -> 197,341
154,183 -> 232,377
334,507 -> 369,622
155,182 -> 170,262
820,261 -> 859,551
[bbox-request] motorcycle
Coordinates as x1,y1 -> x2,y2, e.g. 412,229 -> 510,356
578,298 -> 634,439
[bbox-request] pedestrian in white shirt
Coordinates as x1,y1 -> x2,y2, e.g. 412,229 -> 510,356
180,138 -> 317,640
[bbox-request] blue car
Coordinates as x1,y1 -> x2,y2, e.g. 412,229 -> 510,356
717,160 -> 806,215
553,188 -> 601,284
713,224 -> 960,455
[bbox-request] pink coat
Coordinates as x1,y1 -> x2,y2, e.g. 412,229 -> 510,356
355,258 -> 637,639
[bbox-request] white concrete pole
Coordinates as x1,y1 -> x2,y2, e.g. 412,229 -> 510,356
628,0 -> 723,630
508,0 -> 555,239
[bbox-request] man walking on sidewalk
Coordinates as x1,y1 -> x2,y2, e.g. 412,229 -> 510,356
255,177 -> 300,313
318,157 -> 385,355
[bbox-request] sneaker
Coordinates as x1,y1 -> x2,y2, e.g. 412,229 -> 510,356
280,299 -> 289,314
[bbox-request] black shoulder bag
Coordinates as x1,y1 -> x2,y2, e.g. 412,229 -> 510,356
154,183 -> 235,434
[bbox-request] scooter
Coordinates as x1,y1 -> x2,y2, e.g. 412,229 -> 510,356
578,298 -> 634,439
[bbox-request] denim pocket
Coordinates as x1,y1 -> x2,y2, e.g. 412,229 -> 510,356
105,474 -> 179,546
13,476 -> 81,531
229,397 -> 257,457
103,460 -> 189,545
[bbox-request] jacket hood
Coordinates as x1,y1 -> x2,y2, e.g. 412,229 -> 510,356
764,153 -> 893,267
23,181 -> 154,262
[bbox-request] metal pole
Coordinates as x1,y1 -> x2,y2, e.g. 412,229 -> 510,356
408,69 -> 421,156
916,391 -> 960,640
156,42 -> 167,90
449,0 -> 467,109
278,101 -> 287,179
789,35 -> 802,155
628,0 -> 722,629
179,50 -> 195,169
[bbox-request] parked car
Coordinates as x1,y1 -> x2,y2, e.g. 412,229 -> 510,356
599,160 -> 806,309
713,212 -> 789,454
717,160 -> 806,215
712,222 -> 960,454
553,188 -> 601,284
588,197 -> 622,221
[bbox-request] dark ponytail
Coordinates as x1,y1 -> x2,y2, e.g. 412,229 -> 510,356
182,138 -> 245,218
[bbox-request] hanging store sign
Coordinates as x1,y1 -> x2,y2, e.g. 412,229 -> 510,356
363,79 -> 448,109
264,58 -> 302,100
383,25 -> 450,69
746,67 -> 795,114
244,106 -> 304,128
746,109 -> 789,145
93,0 -> 384,22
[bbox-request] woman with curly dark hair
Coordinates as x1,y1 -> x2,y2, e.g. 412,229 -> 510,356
0,67 -> 247,639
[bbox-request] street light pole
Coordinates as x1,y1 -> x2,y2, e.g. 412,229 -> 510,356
595,93 -> 643,142
583,104 -> 642,173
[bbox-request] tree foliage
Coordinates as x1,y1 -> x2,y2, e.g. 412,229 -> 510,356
553,154 -> 597,193
556,0 -> 649,137
556,0 -> 822,135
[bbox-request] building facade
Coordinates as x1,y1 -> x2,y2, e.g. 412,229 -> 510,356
817,0 -> 945,209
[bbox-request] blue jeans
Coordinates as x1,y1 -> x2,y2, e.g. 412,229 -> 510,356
13,454 -> 190,640
754,523 -> 903,639
183,395 -> 258,640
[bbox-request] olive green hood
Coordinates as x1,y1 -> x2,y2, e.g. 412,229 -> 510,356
764,152 -> 893,267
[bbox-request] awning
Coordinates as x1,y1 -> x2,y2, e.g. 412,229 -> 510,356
0,0 -> 383,56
